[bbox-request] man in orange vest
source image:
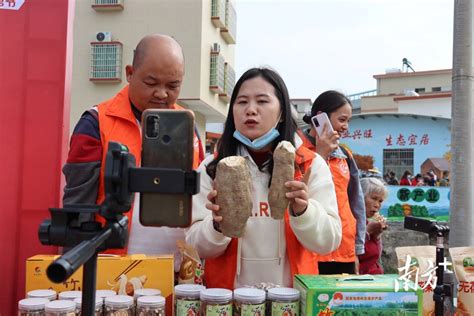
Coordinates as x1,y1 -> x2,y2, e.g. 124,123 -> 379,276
62,34 -> 204,256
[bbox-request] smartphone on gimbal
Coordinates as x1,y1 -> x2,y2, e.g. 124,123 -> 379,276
140,109 -> 194,227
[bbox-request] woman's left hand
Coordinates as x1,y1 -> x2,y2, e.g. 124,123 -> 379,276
285,169 -> 311,215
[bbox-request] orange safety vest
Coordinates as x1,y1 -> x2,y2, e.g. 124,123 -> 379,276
204,144 -> 319,290
298,130 -> 356,263
96,85 -> 201,254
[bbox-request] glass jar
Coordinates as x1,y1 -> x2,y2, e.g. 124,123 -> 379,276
200,288 -> 233,316
233,288 -> 266,316
58,291 -> 82,301
44,300 -> 76,316
134,288 -> 162,302
18,298 -> 49,316
175,284 -> 205,316
73,296 -> 103,315
104,295 -> 134,316
136,295 -> 166,316
267,288 -> 299,316
27,290 -> 57,301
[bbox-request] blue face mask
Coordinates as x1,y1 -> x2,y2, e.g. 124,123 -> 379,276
233,128 -> 280,151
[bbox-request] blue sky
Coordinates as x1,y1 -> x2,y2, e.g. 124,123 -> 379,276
235,0 -> 454,99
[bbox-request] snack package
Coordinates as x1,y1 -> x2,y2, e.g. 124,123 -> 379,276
396,245 -> 436,316
449,247 -> 474,316
215,156 -> 253,238
268,141 -> 295,220
177,240 -> 204,285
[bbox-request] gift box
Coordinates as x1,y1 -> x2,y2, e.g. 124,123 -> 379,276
26,254 -> 174,315
294,274 -> 422,316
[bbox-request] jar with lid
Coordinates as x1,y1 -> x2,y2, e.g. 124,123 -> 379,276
175,284 -> 205,316
58,291 -> 82,301
136,295 -> 166,316
18,298 -> 49,316
267,288 -> 299,316
96,290 -> 116,301
134,288 -> 162,302
200,288 -> 233,316
104,295 -> 134,315
27,289 -> 57,301
44,300 -> 76,316
73,296 -> 103,316
233,288 -> 265,316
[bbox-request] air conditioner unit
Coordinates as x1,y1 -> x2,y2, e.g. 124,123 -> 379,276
96,31 -> 112,42
211,43 -> 220,53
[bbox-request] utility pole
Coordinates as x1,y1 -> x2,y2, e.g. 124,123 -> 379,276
450,0 -> 474,246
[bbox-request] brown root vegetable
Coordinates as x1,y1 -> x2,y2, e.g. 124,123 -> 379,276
269,141 -> 295,219
215,156 -> 253,238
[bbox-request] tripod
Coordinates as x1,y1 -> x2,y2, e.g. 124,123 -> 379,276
404,216 -> 453,316
39,142 -> 199,315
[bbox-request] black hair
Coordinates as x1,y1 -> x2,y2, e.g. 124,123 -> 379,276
303,90 -> 352,124
206,67 -> 297,179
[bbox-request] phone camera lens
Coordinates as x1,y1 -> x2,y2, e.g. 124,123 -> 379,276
162,135 -> 171,144
146,116 -> 159,138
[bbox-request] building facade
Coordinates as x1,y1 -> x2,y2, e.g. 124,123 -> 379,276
71,0 -> 237,138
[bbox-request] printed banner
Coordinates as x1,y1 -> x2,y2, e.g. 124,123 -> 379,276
380,185 -> 450,222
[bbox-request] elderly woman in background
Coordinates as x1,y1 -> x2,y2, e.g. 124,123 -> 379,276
358,177 -> 388,275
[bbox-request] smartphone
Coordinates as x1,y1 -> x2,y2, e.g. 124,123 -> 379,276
140,109 -> 194,227
310,112 -> 335,138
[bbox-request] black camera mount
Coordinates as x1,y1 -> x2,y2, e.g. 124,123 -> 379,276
404,216 -> 452,316
38,142 -> 199,316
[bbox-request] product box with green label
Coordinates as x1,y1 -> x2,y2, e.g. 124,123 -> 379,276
294,274 -> 422,316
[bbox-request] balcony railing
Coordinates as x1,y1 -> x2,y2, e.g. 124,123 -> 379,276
92,0 -> 124,11
211,0 -> 226,28
210,52 -> 225,94
220,62 -> 235,102
220,0 -> 236,44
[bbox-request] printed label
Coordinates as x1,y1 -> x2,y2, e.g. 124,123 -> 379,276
177,299 -> 201,316
271,301 -> 299,316
241,303 -> 265,316
206,303 -> 232,316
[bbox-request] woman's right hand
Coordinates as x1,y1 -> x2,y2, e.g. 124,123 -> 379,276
315,124 -> 339,160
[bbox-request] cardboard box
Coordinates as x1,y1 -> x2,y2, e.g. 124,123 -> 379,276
294,274 -> 422,316
26,254 -> 174,314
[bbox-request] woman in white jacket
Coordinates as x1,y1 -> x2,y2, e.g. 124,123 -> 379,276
186,67 -> 341,289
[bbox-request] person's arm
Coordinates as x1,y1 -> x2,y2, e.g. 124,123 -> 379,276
62,110 -> 102,209
289,154 -> 342,254
185,156 -> 232,258
345,154 -> 367,256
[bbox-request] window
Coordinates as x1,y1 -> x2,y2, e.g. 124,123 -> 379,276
414,88 -> 425,93
432,87 -> 442,92
90,42 -> 122,82
383,148 -> 414,179
210,53 -> 225,93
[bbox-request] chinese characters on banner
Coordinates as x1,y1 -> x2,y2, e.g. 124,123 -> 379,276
341,129 -> 430,147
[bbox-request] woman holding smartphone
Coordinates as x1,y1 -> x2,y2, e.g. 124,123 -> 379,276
186,68 -> 341,289
301,90 -> 366,274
